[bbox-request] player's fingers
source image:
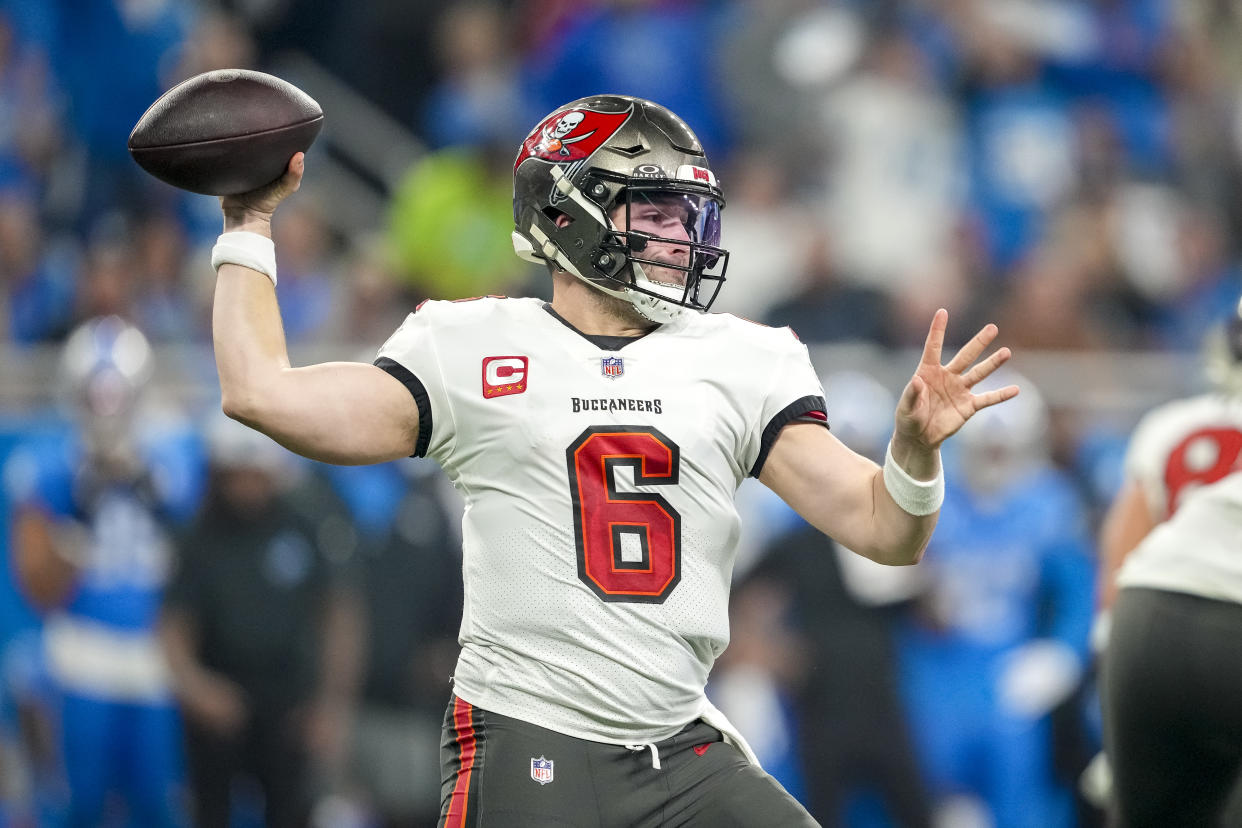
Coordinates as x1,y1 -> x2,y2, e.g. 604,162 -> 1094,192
275,152 -> 304,195
960,346 -> 1011,387
946,323 -> 999,374
920,309 -> 949,366
896,373 -> 924,416
287,152 -> 304,186
972,384 -> 1020,411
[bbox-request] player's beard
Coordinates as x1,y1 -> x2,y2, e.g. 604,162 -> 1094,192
589,280 -> 657,330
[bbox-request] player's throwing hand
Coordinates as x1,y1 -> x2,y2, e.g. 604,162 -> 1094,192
220,152 -> 305,224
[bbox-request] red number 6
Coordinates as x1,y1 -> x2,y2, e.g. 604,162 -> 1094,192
566,426 -> 682,603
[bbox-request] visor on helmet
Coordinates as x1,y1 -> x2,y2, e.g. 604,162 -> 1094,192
597,182 -> 727,313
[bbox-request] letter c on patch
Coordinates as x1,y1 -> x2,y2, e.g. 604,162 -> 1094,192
482,356 -> 529,398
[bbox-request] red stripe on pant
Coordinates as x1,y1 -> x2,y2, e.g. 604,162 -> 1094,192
445,697 -> 478,827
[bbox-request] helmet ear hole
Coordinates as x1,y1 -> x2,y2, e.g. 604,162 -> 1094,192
544,207 -> 573,227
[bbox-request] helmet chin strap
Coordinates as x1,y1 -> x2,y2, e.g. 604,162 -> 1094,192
627,262 -> 685,323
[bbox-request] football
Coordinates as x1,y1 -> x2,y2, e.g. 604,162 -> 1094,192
128,68 -> 323,196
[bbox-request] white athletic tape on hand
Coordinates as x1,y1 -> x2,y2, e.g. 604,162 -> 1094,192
211,231 -> 277,286
882,441 -> 944,516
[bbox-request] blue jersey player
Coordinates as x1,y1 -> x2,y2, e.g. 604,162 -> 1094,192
897,374 -> 1095,828
5,316 -> 204,827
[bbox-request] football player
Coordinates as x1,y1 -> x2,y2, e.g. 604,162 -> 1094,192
1097,306 -> 1242,826
899,373 -> 1094,827
208,94 -> 1018,826
5,317 -> 204,826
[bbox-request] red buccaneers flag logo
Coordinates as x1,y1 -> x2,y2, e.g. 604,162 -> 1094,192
515,106 -> 633,173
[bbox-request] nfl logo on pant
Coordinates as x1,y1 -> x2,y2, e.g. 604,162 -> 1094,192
530,756 -> 554,785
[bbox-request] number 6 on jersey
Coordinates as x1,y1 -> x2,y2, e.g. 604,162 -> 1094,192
566,426 -> 682,603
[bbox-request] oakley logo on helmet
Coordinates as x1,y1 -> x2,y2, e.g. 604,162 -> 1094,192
483,356 -> 529,398
516,106 -> 633,173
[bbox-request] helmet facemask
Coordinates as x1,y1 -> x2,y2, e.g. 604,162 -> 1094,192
584,173 -> 727,322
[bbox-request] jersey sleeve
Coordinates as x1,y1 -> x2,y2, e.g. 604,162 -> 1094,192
373,303 -> 454,460
748,329 -> 828,478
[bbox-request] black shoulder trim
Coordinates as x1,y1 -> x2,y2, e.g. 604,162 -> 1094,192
750,395 -> 828,479
374,357 -> 432,458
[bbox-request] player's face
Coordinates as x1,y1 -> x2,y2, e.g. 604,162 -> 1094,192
612,192 -> 694,287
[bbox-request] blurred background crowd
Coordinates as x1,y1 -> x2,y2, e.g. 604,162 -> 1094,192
1,0 -> 1240,825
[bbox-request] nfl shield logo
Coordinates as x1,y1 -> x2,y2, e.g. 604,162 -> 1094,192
601,356 -> 624,379
531,756 -> 554,785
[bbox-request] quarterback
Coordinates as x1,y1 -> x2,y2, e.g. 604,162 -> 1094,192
208,95 -> 1018,826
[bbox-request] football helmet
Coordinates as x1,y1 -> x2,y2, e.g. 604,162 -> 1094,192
59,316 -> 153,422
955,368 -> 1050,494
512,95 -> 728,323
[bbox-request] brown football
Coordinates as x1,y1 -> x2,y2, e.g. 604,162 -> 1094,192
128,68 -> 323,196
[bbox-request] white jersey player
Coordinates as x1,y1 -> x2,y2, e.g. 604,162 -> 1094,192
377,296 -> 825,743
207,94 -> 1018,827
1099,313 -> 1242,827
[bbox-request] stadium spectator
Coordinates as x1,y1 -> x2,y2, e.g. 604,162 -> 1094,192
131,212 -> 200,343
321,459 -> 462,827
762,234 -> 897,346
522,1 -> 733,159
420,0 -> 538,152
0,184 -> 77,344
160,415 -> 363,828
269,198 -> 346,343
385,145 -> 533,301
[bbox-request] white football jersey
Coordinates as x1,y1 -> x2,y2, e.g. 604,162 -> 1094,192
376,297 -> 826,743
1116,393 -> 1242,603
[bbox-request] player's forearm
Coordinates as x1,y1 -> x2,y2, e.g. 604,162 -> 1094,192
866,466 -> 937,566
213,261 -> 293,425
857,434 -> 940,565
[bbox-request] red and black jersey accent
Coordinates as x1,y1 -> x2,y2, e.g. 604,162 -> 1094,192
750,395 -> 829,478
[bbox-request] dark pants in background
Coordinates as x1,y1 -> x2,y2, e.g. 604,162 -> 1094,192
184,705 -> 312,828
1103,587 -> 1242,828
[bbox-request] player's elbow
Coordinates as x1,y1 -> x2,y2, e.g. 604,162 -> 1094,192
857,526 -> 933,567
865,542 -> 926,567
220,359 -> 292,423
220,387 -> 269,429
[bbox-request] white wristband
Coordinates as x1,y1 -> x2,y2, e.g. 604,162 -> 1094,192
883,441 -> 944,516
211,231 -> 277,286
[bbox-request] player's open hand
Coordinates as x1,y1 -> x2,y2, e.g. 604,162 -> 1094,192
894,309 -> 1019,450
220,152 -> 304,229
